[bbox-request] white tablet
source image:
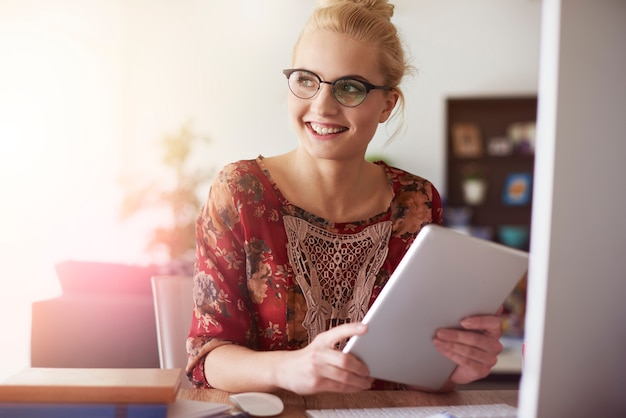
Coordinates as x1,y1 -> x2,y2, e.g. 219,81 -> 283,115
342,224 -> 529,390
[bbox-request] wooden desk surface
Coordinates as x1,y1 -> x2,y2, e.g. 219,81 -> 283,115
179,388 -> 519,417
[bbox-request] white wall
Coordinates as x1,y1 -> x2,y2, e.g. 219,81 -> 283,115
1,0 -> 127,381
519,0 -> 626,415
122,0 -> 542,195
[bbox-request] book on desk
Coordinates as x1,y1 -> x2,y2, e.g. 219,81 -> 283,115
0,368 -> 182,418
0,402 -> 169,418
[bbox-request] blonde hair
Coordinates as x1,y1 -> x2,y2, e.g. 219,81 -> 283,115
294,0 -> 414,141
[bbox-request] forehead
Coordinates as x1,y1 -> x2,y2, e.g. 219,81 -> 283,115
293,30 -> 382,81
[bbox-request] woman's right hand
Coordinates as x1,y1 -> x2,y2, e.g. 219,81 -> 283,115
277,323 -> 373,394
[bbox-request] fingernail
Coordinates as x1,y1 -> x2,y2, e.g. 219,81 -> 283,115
436,329 -> 450,338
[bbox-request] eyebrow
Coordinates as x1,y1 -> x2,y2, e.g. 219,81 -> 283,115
338,74 -> 373,82
298,68 -> 373,83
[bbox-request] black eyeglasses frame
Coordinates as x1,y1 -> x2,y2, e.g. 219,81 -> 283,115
282,68 -> 393,107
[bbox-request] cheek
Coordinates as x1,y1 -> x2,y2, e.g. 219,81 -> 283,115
353,109 -> 384,135
287,96 -> 306,124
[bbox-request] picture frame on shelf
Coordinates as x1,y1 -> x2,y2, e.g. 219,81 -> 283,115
486,136 -> 514,156
452,123 -> 483,158
502,172 -> 532,206
507,121 -> 536,155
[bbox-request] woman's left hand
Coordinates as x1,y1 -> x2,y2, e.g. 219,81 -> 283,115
432,307 -> 504,385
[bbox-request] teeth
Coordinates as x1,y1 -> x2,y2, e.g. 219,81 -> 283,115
311,124 -> 345,135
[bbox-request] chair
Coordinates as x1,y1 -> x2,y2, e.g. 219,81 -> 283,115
151,275 -> 194,387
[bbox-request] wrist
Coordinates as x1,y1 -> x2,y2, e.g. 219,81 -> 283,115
269,350 -> 289,391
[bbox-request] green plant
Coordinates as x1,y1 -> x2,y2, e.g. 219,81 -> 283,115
461,164 -> 485,181
365,153 -> 393,164
119,123 -> 213,265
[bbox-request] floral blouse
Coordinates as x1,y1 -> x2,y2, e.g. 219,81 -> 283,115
186,156 -> 443,389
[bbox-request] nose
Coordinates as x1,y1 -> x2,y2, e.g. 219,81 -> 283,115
311,81 -> 339,113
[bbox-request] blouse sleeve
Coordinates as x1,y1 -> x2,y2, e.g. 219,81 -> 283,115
185,167 -> 253,388
431,184 -> 444,226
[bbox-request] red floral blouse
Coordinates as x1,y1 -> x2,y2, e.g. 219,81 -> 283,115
186,156 -> 443,389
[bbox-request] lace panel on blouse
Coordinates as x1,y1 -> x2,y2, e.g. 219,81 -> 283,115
284,215 -> 392,345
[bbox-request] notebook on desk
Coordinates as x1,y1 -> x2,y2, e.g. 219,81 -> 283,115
343,224 -> 528,390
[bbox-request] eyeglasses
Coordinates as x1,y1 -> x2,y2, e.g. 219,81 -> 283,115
283,69 -> 392,108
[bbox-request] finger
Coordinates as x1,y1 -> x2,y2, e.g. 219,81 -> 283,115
459,315 -> 503,338
308,323 -> 371,378
436,343 -> 496,371
435,328 -> 502,353
315,375 -> 373,393
432,335 -> 499,384
324,342 -> 372,377
315,322 -> 368,348
460,314 -> 501,330
303,345 -> 372,391
317,356 -> 374,389
434,334 -> 501,360
433,335 -> 502,375
448,352 -> 494,383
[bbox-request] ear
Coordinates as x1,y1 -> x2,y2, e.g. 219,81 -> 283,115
378,89 -> 399,123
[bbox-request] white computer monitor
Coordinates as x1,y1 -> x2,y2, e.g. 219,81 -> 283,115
518,0 -> 626,416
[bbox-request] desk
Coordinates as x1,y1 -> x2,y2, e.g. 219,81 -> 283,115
179,388 -> 519,418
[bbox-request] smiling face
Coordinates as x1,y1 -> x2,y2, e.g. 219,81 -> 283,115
288,30 -> 398,162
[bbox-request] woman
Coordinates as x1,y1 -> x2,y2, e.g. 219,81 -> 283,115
186,0 -> 502,394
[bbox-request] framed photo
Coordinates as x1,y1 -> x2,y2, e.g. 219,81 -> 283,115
502,172 -> 532,205
508,121 -> 536,155
452,123 -> 483,158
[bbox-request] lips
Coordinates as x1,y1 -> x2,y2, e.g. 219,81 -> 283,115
308,123 -> 348,135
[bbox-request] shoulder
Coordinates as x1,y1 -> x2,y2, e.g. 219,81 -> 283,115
375,162 -> 443,229
212,158 -> 268,191
216,158 -> 262,180
210,157 -> 278,210
375,161 -> 439,198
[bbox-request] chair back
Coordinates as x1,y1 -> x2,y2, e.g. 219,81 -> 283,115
151,275 -> 193,372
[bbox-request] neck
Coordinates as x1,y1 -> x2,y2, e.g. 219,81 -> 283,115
290,149 -> 367,192
280,150 -> 389,223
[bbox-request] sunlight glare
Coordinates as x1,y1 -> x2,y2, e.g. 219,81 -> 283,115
0,11 -> 148,380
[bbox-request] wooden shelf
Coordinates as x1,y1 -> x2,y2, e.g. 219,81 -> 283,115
445,96 -> 537,249
445,96 -> 537,339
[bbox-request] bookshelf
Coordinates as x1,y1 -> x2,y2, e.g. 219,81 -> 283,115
444,96 -> 537,338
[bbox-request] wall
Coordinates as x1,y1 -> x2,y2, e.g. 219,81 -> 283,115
122,0 -> 542,195
1,0 -> 127,381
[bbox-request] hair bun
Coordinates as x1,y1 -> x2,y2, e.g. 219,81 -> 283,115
317,0 -> 394,20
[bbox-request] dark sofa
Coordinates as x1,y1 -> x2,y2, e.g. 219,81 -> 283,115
30,261 -> 161,368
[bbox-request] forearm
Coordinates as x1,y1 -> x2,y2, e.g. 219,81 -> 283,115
203,344 -> 286,393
